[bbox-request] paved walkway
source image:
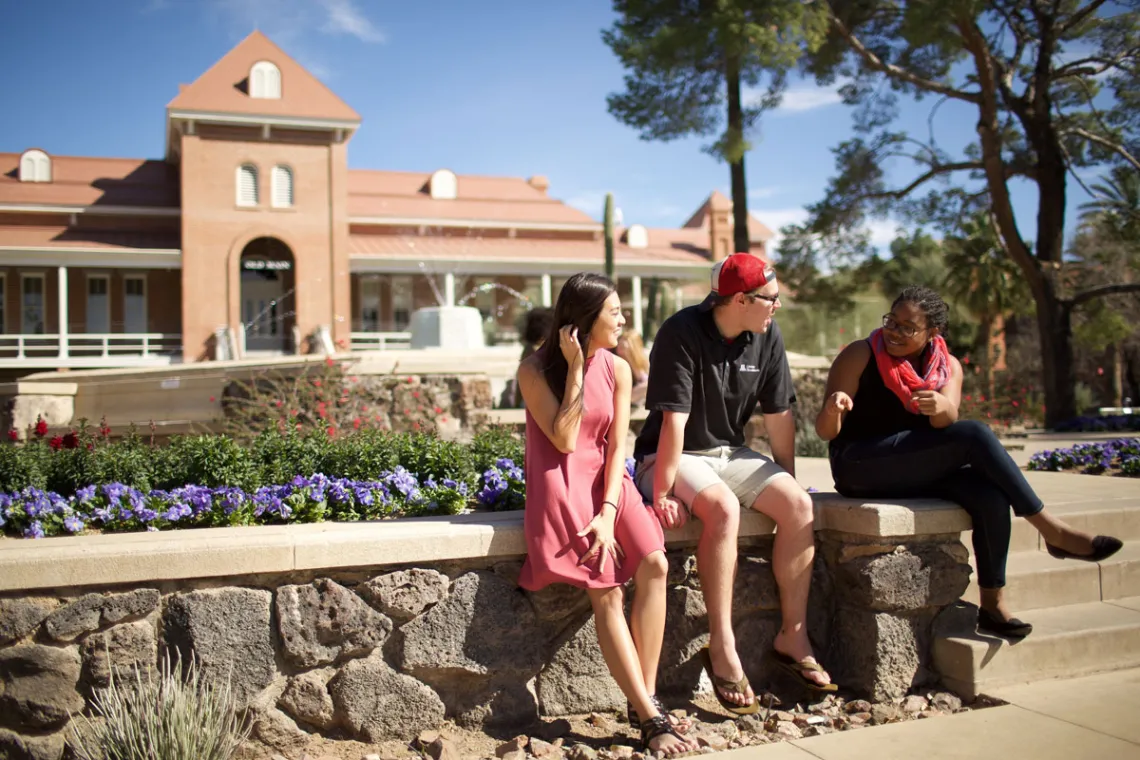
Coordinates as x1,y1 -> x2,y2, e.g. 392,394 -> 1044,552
717,668 -> 1140,759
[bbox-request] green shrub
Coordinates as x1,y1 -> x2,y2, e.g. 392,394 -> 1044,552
68,652 -> 250,760
154,435 -> 260,491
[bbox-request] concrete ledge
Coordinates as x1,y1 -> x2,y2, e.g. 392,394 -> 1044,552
0,495 -> 970,593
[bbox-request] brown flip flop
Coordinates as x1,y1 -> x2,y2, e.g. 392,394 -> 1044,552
771,649 -> 839,693
698,646 -> 759,715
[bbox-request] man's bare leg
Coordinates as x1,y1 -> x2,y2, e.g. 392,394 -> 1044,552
689,483 -> 753,707
751,476 -> 830,687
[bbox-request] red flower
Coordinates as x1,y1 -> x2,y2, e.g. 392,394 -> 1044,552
318,408 -> 328,419
412,391 -> 420,399
276,400 -> 284,408
962,356 -> 971,365
62,433 -> 79,449
440,417 -> 448,424
1011,400 -> 1019,407
433,406 -> 443,414
34,418 -> 48,438
413,422 -> 421,430
965,395 -> 973,402
209,396 -> 216,403
326,358 -> 335,367
7,430 -> 17,442
348,376 -> 358,383
353,418 -> 362,430
326,426 -> 337,438
406,377 -> 414,384
313,380 -> 322,387
49,436 -> 63,451
1097,367 -> 1104,376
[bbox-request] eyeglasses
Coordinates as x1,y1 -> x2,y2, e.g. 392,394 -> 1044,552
881,314 -> 925,339
746,291 -> 780,306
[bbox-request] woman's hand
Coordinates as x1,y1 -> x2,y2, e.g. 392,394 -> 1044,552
559,325 -> 583,367
912,389 -> 951,416
577,508 -> 624,574
824,391 -> 854,416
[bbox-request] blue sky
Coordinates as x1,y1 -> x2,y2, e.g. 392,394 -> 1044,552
0,0 -> 1099,252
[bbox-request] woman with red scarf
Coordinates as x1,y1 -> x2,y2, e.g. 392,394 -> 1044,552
816,286 -> 1122,638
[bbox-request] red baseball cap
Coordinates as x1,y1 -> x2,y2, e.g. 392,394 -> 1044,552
709,253 -> 776,297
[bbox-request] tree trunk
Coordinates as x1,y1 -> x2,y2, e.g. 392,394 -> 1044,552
725,55 -> 750,254
978,314 -> 995,401
1112,343 -> 1124,408
1037,286 -> 1078,427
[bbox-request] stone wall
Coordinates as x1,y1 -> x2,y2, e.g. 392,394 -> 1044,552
0,530 -> 970,759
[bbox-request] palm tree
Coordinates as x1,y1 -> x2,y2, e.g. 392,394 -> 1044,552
1079,166 -> 1140,244
942,213 -> 1030,397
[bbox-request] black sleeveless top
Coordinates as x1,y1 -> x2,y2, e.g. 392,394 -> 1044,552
831,340 -> 932,448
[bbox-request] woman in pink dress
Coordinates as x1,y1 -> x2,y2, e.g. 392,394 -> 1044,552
517,273 -> 697,756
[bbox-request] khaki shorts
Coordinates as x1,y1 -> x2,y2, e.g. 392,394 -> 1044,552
634,446 -> 791,510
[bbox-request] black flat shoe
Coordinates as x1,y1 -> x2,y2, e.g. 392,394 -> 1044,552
977,608 -> 1033,639
1046,535 -> 1123,562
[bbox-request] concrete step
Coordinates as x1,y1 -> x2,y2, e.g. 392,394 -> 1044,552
962,496 -> 1140,556
933,597 -> 1140,699
960,543 -> 1140,611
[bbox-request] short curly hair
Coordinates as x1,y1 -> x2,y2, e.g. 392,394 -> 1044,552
892,285 -> 949,332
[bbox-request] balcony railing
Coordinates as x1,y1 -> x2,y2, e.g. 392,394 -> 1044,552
349,331 -> 412,351
0,333 -> 182,366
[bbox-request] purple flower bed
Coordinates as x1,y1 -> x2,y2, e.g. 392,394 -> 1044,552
0,462 -> 531,540
1027,438 -> 1140,477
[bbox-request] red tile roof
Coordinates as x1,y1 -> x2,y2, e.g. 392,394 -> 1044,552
347,170 -> 597,225
166,31 -> 359,123
348,233 -> 711,267
0,225 -> 180,250
0,154 -> 180,209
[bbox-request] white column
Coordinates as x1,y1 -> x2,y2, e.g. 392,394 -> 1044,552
631,275 -> 644,336
57,266 -> 69,358
540,274 -> 552,308
674,286 -> 684,312
444,272 -> 456,307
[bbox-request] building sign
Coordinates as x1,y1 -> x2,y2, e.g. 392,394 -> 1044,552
242,259 -> 292,271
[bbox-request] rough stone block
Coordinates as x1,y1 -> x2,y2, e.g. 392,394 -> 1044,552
278,668 -> 337,731
276,578 -> 392,668
163,587 -> 275,708
733,555 -> 780,613
0,644 -> 83,730
537,616 -> 623,716
0,598 -> 58,647
828,608 -> 935,701
42,589 -> 159,642
525,582 -> 591,625
400,571 -> 543,679
329,656 -> 445,742
836,544 -> 971,612
359,569 -> 449,622
0,727 -> 65,760
80,619 -> 157,694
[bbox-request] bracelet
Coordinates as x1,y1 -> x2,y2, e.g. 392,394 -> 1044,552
601,500 -> 618,510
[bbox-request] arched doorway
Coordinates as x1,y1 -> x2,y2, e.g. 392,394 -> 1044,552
240,237 -> 295,354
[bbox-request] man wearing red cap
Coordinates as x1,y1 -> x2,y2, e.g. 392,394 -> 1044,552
633,253 -> 835,711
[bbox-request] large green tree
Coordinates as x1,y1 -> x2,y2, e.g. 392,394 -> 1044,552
604,0 -> 828,252
789,0 -> 1140,426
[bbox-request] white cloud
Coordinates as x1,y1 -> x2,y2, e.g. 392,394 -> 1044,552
867,219 -> 905,247
317,0 -> 385,43
776,84 -> 843,114
748,186 -> 780,201
753,209 -> 907,252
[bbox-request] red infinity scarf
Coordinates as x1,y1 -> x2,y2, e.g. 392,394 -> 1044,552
869,328 -> 951,414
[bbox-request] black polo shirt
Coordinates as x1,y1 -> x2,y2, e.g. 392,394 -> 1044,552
633,304 -> 796,461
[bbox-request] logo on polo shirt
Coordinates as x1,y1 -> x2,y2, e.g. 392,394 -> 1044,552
739,363 -> 760,373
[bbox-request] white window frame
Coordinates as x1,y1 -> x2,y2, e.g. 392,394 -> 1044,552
271,165 -> 294,208
123,275 -> 148,334
250,61 -> 282,99
360,275 -> 381,332
19,150 -> 51,182
390,276 -> 412,331
21,273 -> 46,334
236,164 -> 259,207
85,273 -> 111,334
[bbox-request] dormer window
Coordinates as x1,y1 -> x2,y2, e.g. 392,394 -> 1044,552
250,61 -> 282,99
19,149 -> 51,183
236,164 -> 259,206
429,169 -> 457,200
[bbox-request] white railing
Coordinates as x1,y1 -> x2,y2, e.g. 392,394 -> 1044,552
350,331 -> 412,351
0,333 -> 182,362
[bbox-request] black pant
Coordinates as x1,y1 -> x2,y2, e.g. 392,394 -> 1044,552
830,420 -> 1044,589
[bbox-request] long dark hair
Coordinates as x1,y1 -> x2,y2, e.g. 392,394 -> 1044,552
539,272 -> 617,409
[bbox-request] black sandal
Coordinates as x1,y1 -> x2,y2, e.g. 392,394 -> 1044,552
627,695 -> 691,733
639,714 -> 690,756
977,608 -> 1033,638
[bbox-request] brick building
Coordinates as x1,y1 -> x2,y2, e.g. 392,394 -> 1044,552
0,32 -> 772,371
